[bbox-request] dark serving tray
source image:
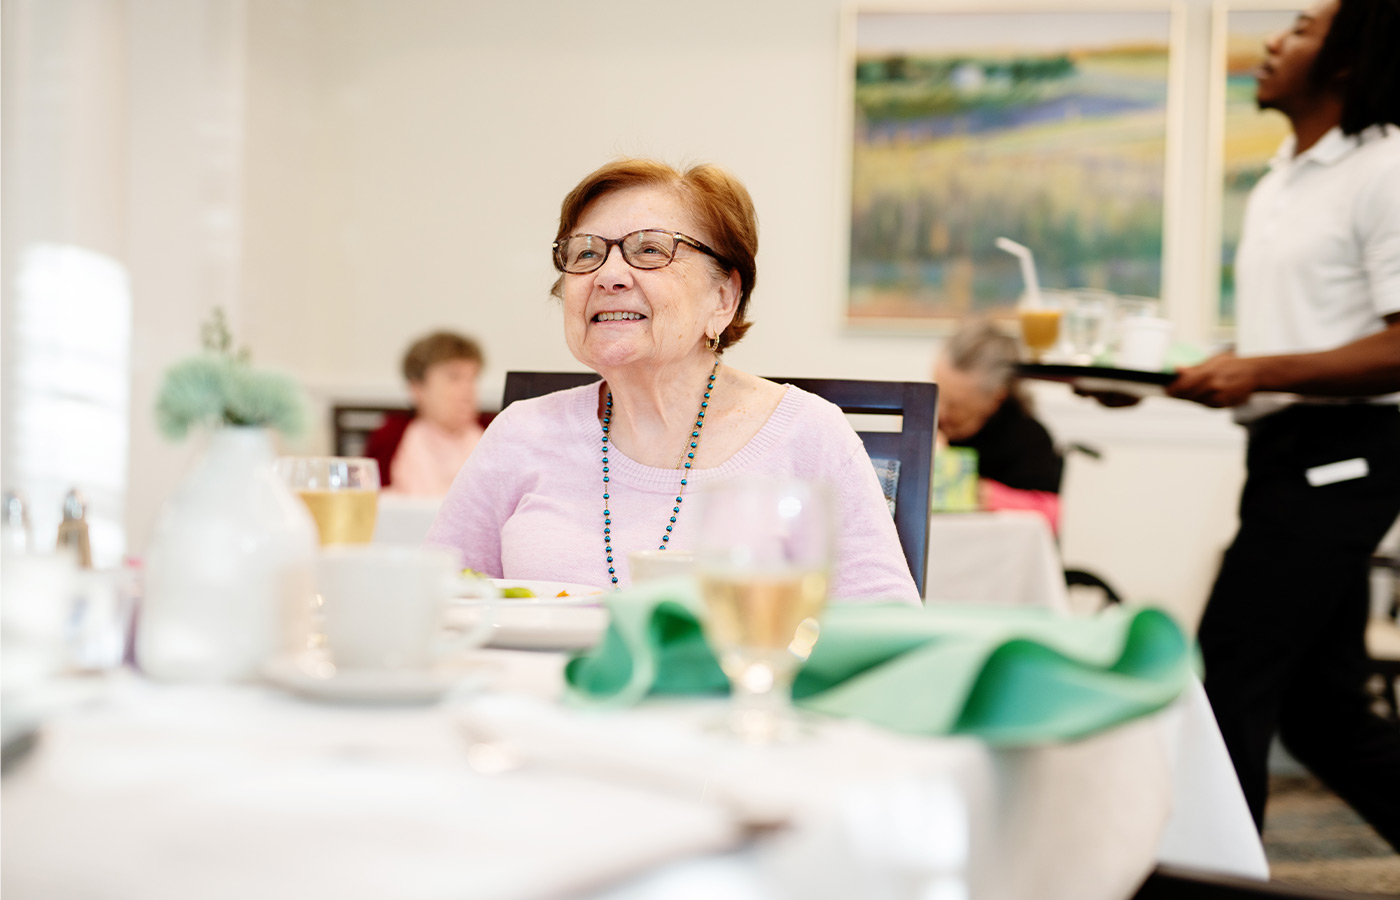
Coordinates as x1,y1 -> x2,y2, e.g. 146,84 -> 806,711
1016,363 -> 1176,396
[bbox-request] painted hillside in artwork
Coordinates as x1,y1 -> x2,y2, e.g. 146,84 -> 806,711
849,12 -> 1171,323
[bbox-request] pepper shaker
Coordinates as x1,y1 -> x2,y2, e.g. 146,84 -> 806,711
57,489 -> 93,568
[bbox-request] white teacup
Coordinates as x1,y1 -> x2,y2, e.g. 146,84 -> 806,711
316,545 -> 495,671
1117,316 -> 1173,372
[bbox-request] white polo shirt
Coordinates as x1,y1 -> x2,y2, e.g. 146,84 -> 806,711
1234,124 -> 1400,421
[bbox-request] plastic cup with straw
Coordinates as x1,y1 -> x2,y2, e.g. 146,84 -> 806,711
997,237 -> 1060,362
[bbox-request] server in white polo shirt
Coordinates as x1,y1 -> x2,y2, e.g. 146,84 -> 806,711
1169,0 -> 1400,847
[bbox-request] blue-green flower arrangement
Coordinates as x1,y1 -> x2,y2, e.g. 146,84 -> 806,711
155,308 -> 307,440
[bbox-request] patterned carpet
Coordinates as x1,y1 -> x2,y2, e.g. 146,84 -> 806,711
1263,773 -> 1400,896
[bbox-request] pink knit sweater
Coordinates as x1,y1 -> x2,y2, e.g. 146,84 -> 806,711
426,383 -> 920,604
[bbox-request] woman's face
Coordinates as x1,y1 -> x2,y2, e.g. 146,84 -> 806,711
561,186 -> 738,376
933,359 -> 1006,442
410,358 -> 480,433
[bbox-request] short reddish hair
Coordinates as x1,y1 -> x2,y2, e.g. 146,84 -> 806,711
550,158 -> 758,351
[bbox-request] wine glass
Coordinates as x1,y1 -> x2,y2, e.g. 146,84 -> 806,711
275,457 -> 381,545
692,476 -> 834,743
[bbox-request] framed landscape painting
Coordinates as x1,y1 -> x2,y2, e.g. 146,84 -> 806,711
1209,4 -> 1302,330
845,7 -> 1178,327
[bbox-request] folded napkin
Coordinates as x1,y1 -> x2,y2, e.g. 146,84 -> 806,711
565,580 -> 1196,746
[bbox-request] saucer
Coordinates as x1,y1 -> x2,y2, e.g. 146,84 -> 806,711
262,656 -> 484,705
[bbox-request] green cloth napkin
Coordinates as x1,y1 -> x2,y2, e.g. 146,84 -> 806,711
564,579 -> 1198,746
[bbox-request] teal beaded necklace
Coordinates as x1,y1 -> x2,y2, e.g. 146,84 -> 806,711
600,359 -> 719,587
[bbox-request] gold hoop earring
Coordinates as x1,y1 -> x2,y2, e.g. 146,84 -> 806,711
705,334 -> 720,352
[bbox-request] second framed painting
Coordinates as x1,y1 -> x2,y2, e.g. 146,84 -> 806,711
1207,2 -> 1304,332
842,5 -> 1182,329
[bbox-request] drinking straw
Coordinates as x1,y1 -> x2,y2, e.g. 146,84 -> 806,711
994,237 -> 1043,309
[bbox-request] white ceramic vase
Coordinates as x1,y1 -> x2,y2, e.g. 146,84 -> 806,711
138,427 -> 317,681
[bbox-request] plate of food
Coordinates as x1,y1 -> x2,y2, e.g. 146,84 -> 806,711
489,579 -> 606,603
448,577 -> 609,651
455,572 -> 605,603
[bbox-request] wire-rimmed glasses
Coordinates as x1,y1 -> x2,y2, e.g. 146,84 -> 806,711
552,230 -> 725,274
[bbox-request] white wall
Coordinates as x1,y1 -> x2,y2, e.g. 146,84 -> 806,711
235,0 -> 1229,405
224,0 -> 1245,627
2,0 -> 133,564
3,0 -> 1248,627
1035,386 -> 1244,630
123,0 -> 248,559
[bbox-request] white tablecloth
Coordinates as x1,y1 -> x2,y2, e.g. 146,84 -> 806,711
373,494 -> 442,545
925,510 -> 1070,612
2,651 -> 1265,900
377,500 -> 1072,614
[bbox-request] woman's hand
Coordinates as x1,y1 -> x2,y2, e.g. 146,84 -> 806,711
1167,352 -> 1259,408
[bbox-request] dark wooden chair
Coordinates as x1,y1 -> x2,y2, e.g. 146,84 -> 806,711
501,372 -> 938,595
332,404 -> 413,458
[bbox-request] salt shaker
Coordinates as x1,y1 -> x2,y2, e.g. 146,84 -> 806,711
2,489 -> 33,554
57,489 -> 93,568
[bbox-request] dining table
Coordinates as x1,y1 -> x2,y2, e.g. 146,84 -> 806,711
380,497 -> 1074,614
2,486 -> 1269,900
924,510 -> 1070,612
2,620 -> 1267,900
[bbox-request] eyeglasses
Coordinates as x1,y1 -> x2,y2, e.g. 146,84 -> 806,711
552,229 -> 725,275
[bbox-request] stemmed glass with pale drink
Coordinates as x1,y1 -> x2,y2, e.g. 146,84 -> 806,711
276,457 -> 381,545
693,476 -> 833,743
276,457 -> 380,659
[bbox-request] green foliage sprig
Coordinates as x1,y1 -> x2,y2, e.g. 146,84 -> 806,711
156,308 -> 307,440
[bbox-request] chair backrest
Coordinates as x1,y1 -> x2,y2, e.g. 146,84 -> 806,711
332,404 -> 413,459
501,372 -> 938,595
330,404 -> 415,487
331,404 -> 499,488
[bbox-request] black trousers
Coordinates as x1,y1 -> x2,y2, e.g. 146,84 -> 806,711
1199,404 -> 1400,849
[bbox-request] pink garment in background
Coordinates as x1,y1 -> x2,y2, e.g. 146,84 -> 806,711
980,479 -> 1061,535
388,418 -> 483,497
426,383 -> 920,604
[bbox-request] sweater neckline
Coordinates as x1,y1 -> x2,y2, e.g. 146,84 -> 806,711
566,381 -> 800,490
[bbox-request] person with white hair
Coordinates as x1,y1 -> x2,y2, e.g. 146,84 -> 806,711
933,318 -> 1063,529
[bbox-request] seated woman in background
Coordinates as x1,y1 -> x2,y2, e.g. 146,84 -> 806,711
934,319 -> 1064,530
387,331 -> 487,496
426,158 -> 918,603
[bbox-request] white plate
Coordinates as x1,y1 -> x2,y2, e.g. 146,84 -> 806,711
262,656 -> 485,705
446,603 -> 609,652
492,605 -> 609,651
448,579 -> 609,651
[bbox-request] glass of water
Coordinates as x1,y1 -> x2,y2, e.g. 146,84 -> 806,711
1065,290 -> 1114,365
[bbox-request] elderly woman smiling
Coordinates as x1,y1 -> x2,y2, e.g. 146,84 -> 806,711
426,159 -> 918,603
